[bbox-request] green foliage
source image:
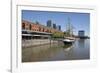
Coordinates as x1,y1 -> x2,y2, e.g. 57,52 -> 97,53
52,32 -> 64,38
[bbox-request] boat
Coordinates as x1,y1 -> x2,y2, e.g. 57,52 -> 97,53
63,37 -> 75,45
63,17 -> 75,45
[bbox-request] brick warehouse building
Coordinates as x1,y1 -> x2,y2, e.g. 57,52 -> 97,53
22,20 -> 63,40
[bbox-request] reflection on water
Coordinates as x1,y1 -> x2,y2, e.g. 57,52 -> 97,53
22,39 -> 90,62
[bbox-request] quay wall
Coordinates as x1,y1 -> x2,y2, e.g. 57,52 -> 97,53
22,39 -> 61,48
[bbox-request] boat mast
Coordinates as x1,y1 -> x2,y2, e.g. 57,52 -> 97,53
66,17 -> 71,37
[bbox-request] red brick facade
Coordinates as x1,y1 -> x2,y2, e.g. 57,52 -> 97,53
22,20 -> 62,33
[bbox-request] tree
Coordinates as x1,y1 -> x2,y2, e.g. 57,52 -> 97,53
52,32 -> 64,38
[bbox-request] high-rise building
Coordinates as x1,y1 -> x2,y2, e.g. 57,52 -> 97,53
53,23 -> 56,29
47,20 -> 52,27
56,25 -> 61,31
58,25 -> 61,31
78,30 -> 85,37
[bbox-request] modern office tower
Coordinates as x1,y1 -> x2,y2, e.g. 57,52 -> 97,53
56,25 -> 61,31
47,20 -> 52,27
53,23 -> 57,29
78,30 -> 85,37
58,25 -> 61,31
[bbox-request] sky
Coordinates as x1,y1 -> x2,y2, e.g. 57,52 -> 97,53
22,10 -> 90,36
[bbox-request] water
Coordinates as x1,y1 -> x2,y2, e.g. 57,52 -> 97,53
22,39 -> 90,62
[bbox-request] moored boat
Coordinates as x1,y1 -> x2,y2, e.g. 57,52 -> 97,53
63,38 -> 75,45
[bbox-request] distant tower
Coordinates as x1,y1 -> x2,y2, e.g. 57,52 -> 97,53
58,25 -> 61,31
53,23 -> 57,29
56,25 -> 61,31
47,20 -> 52,27
78,30 -> 85,37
